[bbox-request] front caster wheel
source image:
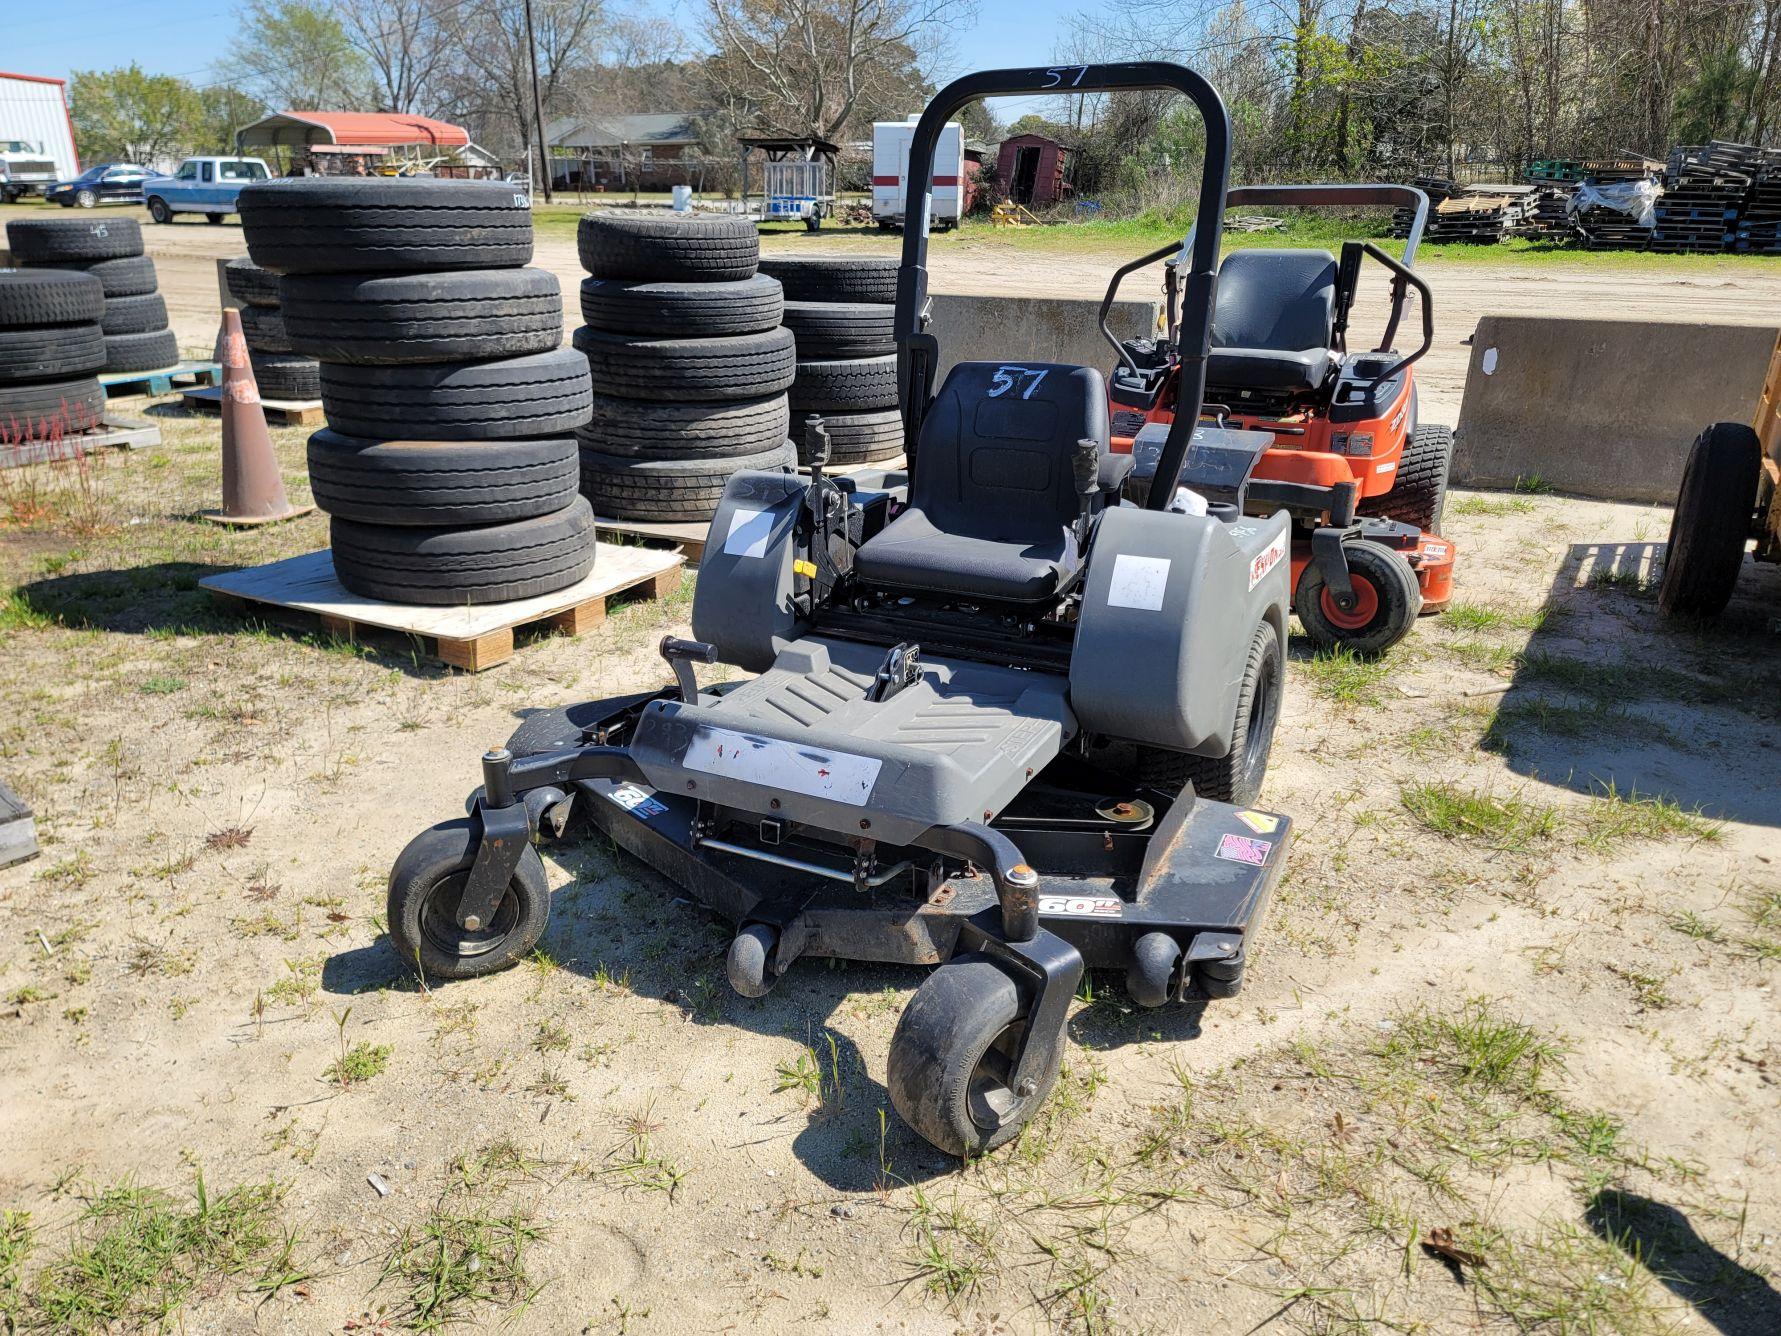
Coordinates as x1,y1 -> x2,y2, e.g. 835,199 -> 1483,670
887,953 -> 1062,1158
387,818 -> 549,981
1126,932 -> 1181,1008
1294,537 -> 1422,655
726,923 -> 778,998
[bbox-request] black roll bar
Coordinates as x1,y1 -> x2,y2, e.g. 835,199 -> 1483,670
894,63 -> 1232,511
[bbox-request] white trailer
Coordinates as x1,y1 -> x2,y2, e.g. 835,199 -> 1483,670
872,117 -> 965,230
0,72 -> 80,202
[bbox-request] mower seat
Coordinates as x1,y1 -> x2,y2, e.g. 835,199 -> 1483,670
1207,249 -> 1339,393
854,361 -> 1110,603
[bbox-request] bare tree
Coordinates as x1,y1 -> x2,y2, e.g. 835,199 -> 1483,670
703,0 -> 974,141
338,0 -> 458,113
453,0 -> 611,179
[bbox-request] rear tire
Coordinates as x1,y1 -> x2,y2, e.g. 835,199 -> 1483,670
1658,422 -> 1761,619
0,270 -> 105,328
98,292 -> 169,336
147,197 -> 172,225
1137,619 -> 1281,806
887,953 -> 1059,1158
28,255 -> 157,297
0,376 -> 105,435
781,301 -> 895,357
1294,537 -> 1422,654
1359,423 -> 1452,531
0,323 -> 106,382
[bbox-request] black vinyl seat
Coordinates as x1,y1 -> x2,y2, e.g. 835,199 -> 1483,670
1206,249 -> 1339,393
854,361 -> 1111,603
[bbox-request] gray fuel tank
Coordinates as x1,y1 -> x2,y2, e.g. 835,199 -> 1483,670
1069,504 -> 1290,755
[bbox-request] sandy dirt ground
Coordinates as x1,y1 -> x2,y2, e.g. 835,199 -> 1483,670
12,201 -> 1781,426
0,205 -> 1779,1334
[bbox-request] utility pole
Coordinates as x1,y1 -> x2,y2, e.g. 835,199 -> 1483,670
523,0 -> 554,202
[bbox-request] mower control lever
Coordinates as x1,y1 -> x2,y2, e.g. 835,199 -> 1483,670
868,641 -> 922,703
660,636 -> 717,704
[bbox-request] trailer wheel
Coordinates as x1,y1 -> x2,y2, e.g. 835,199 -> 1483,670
1137,619 -> 1281,806
1658,422 -> 1761,619
387,818 -> 550,981
888,953 -> 1060,1158
1294,538 -> 1421,654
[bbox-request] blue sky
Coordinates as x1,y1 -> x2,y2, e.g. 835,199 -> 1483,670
5,0 -> 1093,98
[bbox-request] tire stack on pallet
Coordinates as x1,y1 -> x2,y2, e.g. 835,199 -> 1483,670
574,213 -> 797,524
0,269 -> 107,441
759,256 -> 905,469
223,258 -> 320,403
239,177 -> 597,606
6,217 -> 178,376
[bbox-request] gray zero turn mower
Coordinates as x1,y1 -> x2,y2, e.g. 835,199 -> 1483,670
388,61 -> 1295,1158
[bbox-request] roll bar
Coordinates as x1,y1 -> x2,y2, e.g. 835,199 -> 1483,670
894,63 -> 1232,511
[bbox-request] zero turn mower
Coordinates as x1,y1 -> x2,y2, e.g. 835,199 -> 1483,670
387,62 -> 1296,1159
1102,185 -> 1456,653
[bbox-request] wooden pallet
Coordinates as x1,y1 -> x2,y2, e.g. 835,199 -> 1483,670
0,779 -> 38,869
1,416 -> 161,469
99,360 -> 220,397
200,542 -> 684,671
179,384 -> 325,426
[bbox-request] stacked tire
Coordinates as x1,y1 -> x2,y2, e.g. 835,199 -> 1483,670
6,216 -> 179,375
223,258 -> 320,403
574,213 -> 796,523
760,256 -> 904,467
0,269 -> 107,437
239,177 -> 597,606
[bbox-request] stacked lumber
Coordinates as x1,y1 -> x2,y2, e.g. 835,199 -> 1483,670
1424,184 -> 1536,243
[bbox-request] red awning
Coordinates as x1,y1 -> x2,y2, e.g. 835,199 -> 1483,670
237,111 -> 471,149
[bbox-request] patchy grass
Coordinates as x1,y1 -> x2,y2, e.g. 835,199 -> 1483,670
23,1174 -> 301,1332
1401,781 -> 1559,849
327,1041 -> 392,1087
381,1208 -> 544,1332
1482,696 -> 1659,752
1451,493 -> 1536,518
1,1210 -> 31,1326
1299,644 -> 1394,704
1578,781 -> 1722,851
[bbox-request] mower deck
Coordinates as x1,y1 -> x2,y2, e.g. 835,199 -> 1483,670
508,692 -> 1290,996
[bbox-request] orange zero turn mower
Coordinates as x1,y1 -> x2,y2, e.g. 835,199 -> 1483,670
1101,183 -> 1455,652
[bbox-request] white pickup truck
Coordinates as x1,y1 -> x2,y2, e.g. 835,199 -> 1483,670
144,156 -> 273,224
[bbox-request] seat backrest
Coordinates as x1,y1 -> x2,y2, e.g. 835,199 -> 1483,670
1212,249 -> 1338,352
912,361 -> 1110,540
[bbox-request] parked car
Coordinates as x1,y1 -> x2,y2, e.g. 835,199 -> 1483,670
143,156 -> 272,223
44,162 -> 151,208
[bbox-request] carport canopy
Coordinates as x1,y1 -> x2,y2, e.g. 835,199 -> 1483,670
236,111 -> 472,150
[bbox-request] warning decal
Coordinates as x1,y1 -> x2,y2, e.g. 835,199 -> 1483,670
1235,810 -> 1280,835
1248,532 -> 1288,590
1216,833 -> 1273,866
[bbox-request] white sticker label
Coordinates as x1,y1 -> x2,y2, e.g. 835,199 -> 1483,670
1375,461 -> 1396,474
1107,554 -> 1170,611
607,783 -> 667,818
722,506 -> 773,558
1039,894 -> 1123,918
1249,532 -> 1287,590
682,727 -> 882,805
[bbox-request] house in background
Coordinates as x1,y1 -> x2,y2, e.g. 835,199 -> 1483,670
995,132 -> 1070,207
546,113 -> 708,190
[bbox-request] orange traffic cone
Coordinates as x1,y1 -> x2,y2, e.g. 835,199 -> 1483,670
200,307 -> 312,526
